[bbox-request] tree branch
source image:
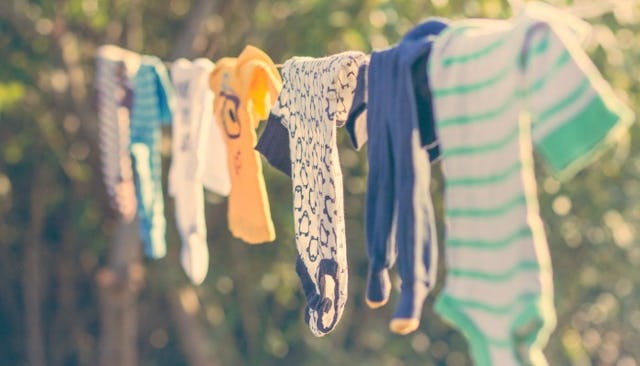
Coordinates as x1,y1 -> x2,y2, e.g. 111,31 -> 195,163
23,167 -> 48,366
167,288 -> 221,366
169,0 -> 218,60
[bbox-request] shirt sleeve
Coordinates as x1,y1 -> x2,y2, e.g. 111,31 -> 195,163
193,69 -> 231,195
525,21 -> 634,179
200,99 -> 232,194
412,45 -> 441,161
238,47 -> 283,126
255,113 -> 292,177
345,62 -> 368,150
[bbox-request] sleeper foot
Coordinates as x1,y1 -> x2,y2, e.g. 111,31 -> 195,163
366,267 -> 391,309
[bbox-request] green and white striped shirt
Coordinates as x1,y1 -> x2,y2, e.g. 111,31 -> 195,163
430,4 -> 633,365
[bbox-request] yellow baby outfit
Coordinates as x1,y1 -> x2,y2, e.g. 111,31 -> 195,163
210,46 -> 282,244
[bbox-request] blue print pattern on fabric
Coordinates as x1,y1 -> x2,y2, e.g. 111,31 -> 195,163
270,52 -> 366,336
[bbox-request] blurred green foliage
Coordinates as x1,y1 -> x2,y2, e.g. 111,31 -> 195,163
0,0 -> 639,365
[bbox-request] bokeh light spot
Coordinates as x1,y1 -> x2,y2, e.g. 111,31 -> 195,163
149,329 -> 168,349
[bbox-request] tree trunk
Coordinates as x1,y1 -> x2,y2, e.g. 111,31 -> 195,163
23,169 -> 47,366
0,206 -> 19,335
96,220 -> 144,366
169,0 -> 218,60
167,288 -> 221,366
95,0 -> 146,364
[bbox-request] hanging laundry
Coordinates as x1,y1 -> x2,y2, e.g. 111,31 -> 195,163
255,60 -> 368,178
266,52 -> 367,336
170,58 -> 230,285
209,45 -> 281,244
255,62 -> 368,176
95,45 -> 139,221
130,56 -> 175,259
429,3 -> 634,365
358,19 -> 448,335
346,22 -> 442,160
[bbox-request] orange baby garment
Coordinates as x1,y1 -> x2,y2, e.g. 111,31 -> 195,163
210,46 -> 282,243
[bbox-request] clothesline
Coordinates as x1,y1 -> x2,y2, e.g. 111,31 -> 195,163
95,2 -> 635,364
163,61 -> 286,68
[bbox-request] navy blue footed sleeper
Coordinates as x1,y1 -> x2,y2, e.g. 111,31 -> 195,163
363,19 -> 448,334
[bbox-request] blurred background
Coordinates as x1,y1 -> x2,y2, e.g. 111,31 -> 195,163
1,0 -> 640,365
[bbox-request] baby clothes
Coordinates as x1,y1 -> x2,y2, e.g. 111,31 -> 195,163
255,60 -> 368,177
345,25 -> 442,160
170,58 -> 230,285
170,59 -> 231,196
209,46 -> 282,244
130,56 -> 175,259
429,3 -> 634,365
95,45 -> 138,221
268,52 -> 367,336
363,19 -> 448,335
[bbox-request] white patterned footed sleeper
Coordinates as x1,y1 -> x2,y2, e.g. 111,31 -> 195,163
269,52 -> 367,336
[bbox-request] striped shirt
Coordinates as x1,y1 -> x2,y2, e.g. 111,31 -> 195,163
95,46 -> 137,221
430,4 -> 633,365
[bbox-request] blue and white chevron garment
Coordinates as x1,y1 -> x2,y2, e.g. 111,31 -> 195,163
130,56 -> 175,259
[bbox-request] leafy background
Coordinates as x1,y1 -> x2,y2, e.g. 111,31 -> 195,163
0,0 -> 639,365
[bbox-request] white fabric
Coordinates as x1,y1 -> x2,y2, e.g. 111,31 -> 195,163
169,58 -> 230,285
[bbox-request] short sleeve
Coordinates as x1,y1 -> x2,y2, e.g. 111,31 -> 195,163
246,62 -> 282,121
525,22 -> 634,179
237,46 -> 283,125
